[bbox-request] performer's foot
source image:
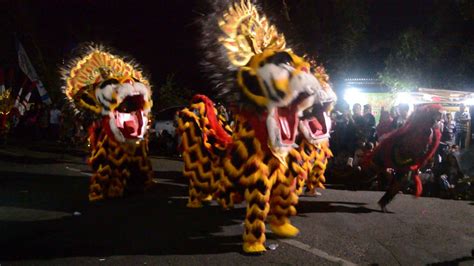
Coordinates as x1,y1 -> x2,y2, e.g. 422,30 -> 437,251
88,194 -> 104,202
243,242 -> 266,254
187,200 -> 203,208
270,222 -> 299,237
306,190 -> 322,196
202,195 -> 212,202
378,201 -> 388,213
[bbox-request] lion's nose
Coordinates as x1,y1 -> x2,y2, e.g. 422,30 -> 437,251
300,66 -> 309,73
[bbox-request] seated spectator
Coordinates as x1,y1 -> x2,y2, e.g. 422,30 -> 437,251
351,140 -> 365,169
434,152 -> 464,198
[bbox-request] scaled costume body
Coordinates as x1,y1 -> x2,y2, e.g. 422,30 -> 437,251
177,0 -> 335,253
290,139 -> 332,196
62,45 -> 154,201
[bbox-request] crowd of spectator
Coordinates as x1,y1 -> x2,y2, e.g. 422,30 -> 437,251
1,100 -> 472,200
329,102 -> 472,200
3,103 -> 88,148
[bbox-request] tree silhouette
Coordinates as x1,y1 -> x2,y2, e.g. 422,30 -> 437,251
154,74 -> 195,111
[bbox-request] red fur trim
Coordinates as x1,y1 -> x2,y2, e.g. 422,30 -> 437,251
88,121 -> 100,151
414,173 -> 423,197
101,116 -> 115,139
239,109 -> 270,152
365,104 -> 442,172
88,117 -> 115,150
192,94 -> 232,147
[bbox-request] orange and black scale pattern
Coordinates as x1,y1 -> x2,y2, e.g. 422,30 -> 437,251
222,115 -> 300,252
88,121 -> 154,201
178,100 -> 233,208
288,139 -> 332,196
178,101 -> 300,252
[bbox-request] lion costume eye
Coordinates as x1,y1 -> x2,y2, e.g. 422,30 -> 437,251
266,51 -> 293,66
99,79 -> 120,89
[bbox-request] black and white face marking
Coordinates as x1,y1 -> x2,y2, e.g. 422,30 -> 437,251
95,80 -> 152,143
299,101 -> 334,145
257,52 -> 325,155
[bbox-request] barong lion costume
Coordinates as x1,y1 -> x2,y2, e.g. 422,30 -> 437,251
62,45 -> 154,201
178,0 -> 335,253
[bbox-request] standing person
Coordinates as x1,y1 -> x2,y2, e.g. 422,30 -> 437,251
350,103 -> 366,148
391,103 -> 410,129
352,103 -> 364,125
441,112 -> 456,146
363,104 -> 376,127
435,112 -> 455,165
24,104 -> 39,140
330,107 -> 350,156
49,104 -> 62,141
454,103 -> 470,149
38,104 -> 50,140
390,106 -> 398,120
376,108 -> 393,141
363,104 -> 376,142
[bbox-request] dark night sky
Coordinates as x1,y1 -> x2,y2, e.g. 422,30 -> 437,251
0,0 -> 472,100
1,0 -> 207,90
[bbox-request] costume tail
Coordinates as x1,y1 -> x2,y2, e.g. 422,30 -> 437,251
413,172 -> 422,197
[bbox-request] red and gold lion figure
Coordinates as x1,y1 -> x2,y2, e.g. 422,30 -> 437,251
62,45 -> 154,201
177,0 -> 335,253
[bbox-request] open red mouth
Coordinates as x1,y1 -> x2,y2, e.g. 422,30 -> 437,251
113,95 -> 146,139
275,105 -> 299,144
272,92 -> 315,145
301,102 -> 332,139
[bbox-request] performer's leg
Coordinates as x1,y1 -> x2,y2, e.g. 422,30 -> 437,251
288,148 -> 306,196
306,160 -> 327,194
183,157 -> 213,208
215,175 -> 241,209
268,172 -> 299,237
107,170 -> 126,199
378,171 -> 405,212
241,158 -> 272,253
89,172 -> 106,201
127,146 -> 155,194
179,120 -> 213,208
242,181 -> 270,253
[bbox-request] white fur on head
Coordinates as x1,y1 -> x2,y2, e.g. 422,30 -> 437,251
94,81 -> 152,143
262,62 -> 324,156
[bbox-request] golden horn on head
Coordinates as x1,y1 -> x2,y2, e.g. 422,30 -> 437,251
218,0 -> 286,67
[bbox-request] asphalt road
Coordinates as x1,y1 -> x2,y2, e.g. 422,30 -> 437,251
0,142 -> 473,265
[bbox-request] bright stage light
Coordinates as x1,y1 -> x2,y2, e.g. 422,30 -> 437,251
394,92 -> 420,113
394,92 -> 419,106
463,97 -> 474,106
343,87 -> 368,107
